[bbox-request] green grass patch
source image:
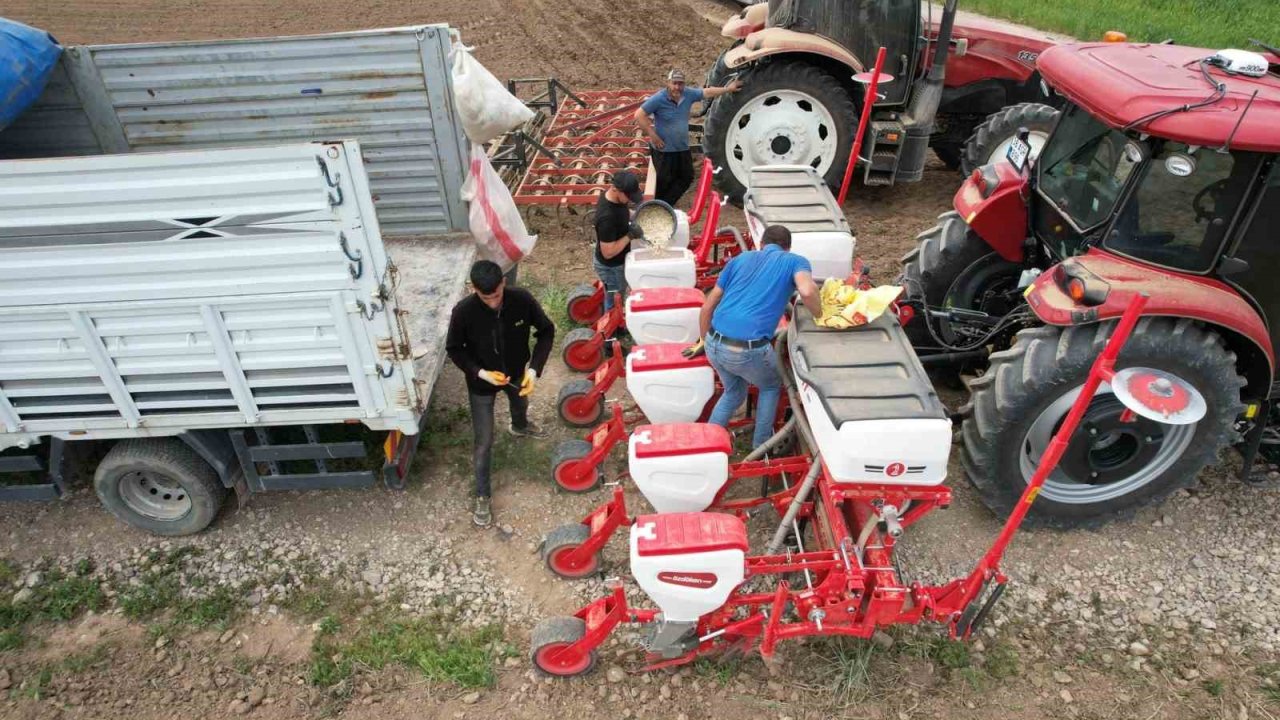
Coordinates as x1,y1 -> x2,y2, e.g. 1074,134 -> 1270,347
118,572 -> 181,620
309,614 -> 502,691
525,280 -> 573,347
960,0 -> 1280,50
693,655 -> 743,687
0,564 -> 108,650
814,638 -> 877,708
1204,678 -> 1225,697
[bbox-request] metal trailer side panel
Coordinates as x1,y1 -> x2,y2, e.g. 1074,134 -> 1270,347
0,141 -> 431,450
0,25 -> 469,236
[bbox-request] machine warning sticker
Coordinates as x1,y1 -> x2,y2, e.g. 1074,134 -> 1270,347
658,572 -> 718,589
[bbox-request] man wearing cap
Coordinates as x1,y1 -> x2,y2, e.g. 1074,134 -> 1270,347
593,169 -> 643,313
635,70 -> 743,205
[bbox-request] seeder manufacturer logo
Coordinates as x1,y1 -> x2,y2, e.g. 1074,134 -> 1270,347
658,571 -> 717,588
885,462 -> 906,478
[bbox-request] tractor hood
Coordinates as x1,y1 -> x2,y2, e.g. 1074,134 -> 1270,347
1038,43 -> 1280,153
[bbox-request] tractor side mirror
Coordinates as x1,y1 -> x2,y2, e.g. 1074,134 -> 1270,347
1217,256 -> 1250,277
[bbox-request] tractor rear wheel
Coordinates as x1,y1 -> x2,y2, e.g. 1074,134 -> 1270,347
898,211 -> 1024,351
705,61 -> 857,203
542,523 -> 601,579
567,283 -> 603,325
552,439 -> 600,493
961,102 -> 1059,175
557,379 -> 605,428
531,617 -> 598,677
961,319 -> 1244,527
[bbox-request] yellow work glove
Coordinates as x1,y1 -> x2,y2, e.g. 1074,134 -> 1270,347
681,338 -> 706,359
478,369 -> 509,387
519,369 -> 537,397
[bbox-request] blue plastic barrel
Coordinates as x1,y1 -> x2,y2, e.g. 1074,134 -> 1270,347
1,18 -> 62,131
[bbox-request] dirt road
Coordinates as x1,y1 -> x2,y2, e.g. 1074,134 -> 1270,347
3,2 -> 1280,720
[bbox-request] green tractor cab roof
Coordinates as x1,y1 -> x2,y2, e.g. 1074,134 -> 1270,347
1038,42 -> 1280,152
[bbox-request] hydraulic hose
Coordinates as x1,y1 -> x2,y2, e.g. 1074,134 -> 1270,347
743,417 -> 797,462
764,328 -> 822,555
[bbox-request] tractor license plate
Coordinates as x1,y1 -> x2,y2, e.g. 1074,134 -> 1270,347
1006,137 -> 1031,172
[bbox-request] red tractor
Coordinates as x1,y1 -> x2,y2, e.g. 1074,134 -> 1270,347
900,40 -> 1280,526
703,0 -> 1071,199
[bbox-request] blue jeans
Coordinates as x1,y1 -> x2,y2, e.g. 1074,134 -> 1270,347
593,257 -> 627,311
705,334 -> 782,450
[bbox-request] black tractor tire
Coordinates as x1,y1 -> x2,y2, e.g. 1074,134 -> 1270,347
961,319 -> 1245,528
704,61 -> 858,203
94,438 -> 228,536
933,144 -> 963,171
898,211 -> 1023,350
961,102 -> 1060,176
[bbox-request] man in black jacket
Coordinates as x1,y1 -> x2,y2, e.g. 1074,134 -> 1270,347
445,260 -> 556,527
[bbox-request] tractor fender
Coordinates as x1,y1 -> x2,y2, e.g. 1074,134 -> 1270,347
721,3 -> 768,40
1025,250 -> 1275,392
953,161 -> 1028,263
723,28 -> 864,74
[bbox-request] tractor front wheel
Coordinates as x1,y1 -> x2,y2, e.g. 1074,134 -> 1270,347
961,102 -> 1059,176
899,211 -> 1024,351
961,319 -> 1244,527
531,617 -> 598,677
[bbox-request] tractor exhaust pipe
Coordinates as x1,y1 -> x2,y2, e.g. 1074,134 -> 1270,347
897,0 -> 959,182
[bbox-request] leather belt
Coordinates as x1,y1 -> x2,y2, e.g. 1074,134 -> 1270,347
708,330 -> 772,350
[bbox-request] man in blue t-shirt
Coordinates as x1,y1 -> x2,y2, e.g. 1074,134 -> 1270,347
634,69 -> 743,205
692,225 -> 822,450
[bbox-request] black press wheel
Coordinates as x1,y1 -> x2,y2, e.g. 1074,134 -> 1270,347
562,327 -> 604,372
542,523 -> 601,579
94,439 -> 228,536
961,319 -> 1245,527
704,61 -> 858,203
961,102 -> 1060,176
531,616 -> 598,677
552,439 -> 600,492
898,211 -> 1024,350
557,379 -> 605,428
567,283 -> 603,325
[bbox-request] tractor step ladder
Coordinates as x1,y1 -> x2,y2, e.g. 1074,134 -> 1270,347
863,120 -> 906,187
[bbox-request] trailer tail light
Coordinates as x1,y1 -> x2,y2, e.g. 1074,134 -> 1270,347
971,165 -> 1002,198
1103,31 -> 1128,42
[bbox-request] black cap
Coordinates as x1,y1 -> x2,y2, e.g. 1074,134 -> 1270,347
611,170 -> 643,204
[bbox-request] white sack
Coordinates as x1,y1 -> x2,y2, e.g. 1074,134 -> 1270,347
461,143 -> 536,271
451,46 -> 534,144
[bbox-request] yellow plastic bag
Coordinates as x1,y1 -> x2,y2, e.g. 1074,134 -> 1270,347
816,279 -> 902,329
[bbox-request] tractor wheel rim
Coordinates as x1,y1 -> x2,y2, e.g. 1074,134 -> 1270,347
118,470 -> 192,520
549,546 -> 594,576
555,461 -> 596,492
1019,383 -> 1196,504
987,130 -> 1050,167
535,643 -> 591,675
724,89 -> 837,192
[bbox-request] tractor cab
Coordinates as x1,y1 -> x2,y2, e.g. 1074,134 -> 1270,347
1028,45 -> 1280,277
901,41 -> 1280,528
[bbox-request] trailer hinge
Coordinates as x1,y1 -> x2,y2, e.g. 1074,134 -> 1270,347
317,155 -> 345,206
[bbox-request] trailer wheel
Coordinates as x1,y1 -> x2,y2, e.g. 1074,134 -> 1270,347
961,319 -> 1244,527
552,439 -> 600,492
94,439 -> 227,536
567,283 -> 603,325
705,61 -> 857,203
542,524 -> 601,578
898,211 -> 1023,350
557,380 -> 605,428
531,617 -> 597,677
562,328 -> 604,372
961,102 -> 1059,176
